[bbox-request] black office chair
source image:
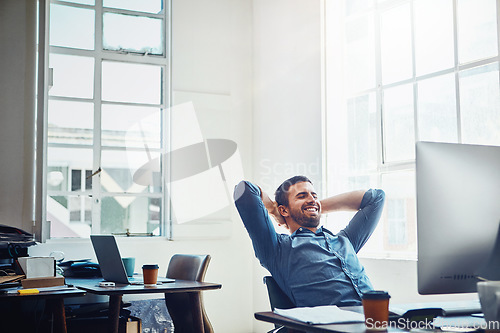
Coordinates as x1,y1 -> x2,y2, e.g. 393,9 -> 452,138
263,276 -> 295,311
164,254 -> 213,333
263,276 -> 300,333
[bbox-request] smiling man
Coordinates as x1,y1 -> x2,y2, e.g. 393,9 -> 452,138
234,175 -> 385,307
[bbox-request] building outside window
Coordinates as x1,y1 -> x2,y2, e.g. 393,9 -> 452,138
325,0 -> 500,258
43,0 -> 170,238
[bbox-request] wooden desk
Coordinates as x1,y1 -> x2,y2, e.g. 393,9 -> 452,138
0,286 -> 86,333
67,277 -> 222,333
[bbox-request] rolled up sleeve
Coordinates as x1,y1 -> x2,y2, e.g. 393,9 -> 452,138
339,189 -> 385,253
234,181 -> 279,267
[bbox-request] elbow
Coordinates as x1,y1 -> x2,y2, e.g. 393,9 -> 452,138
233,181 -> 248,202
373,189 -> 386,206
360,189 -> 385,209
376,189 -> 385,201
233,180 -> 260,202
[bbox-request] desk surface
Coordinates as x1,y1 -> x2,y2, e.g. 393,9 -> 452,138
255,311 -> 488,333
0,286 -> 86,300
67,277 -> 222,295
255,311 -> 390,333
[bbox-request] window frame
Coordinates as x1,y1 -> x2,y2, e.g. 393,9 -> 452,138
38,0 -> 172,240
324,0 -> 500,259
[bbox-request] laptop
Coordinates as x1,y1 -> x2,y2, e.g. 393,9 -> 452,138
90,235 -> 174,285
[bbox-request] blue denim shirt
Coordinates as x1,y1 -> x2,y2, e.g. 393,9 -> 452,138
234,180 -> 385,307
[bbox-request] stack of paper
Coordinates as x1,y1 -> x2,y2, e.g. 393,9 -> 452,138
0,275 -> 24,285
274,305 -> 365,325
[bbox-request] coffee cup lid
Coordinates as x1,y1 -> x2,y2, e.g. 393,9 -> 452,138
142,264 -> 159,269
362,290 -> 391,300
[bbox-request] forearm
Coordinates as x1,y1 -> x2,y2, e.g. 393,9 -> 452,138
258,185 -> 286,226
320,190 -> 366,213
339,189 -> 385,252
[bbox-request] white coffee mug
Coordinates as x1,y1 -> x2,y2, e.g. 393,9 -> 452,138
478,281 -> 500,324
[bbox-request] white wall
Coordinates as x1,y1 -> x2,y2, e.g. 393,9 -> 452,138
252,0 -> 323,194
252,0 -> 322,331
0,0 -> 36,234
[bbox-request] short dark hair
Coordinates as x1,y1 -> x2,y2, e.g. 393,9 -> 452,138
275,175 -> 313,207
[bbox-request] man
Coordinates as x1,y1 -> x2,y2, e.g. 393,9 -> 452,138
234,176 -> 385,307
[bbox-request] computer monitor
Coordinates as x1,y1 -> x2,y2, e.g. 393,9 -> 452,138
416,141 -> 500,294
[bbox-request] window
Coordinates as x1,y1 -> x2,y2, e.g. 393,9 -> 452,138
325,0 -> 500,258
44,0 -> 170,238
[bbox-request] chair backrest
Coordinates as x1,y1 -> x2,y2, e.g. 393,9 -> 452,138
166,254 -> 210,281
263,276 -> 295,310
164,254 -> 213,333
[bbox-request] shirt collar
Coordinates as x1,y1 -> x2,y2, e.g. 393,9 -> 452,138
291,225 -> 335,237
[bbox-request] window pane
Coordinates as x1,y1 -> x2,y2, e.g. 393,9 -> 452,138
380,3 -> 412,84
48,100 -> 94,145
85,170 -> 93,190
103,0 -> 163,14
47,167 -> 93,192
47,167 -> 68,192
57,0 -> 94,5
101,104 -> 161,149
71,170 -> 82,191
457,0 -> 498,64
347,93 -> 377,171
414,0 -> 454,75
48,195 -> 92,238
47,147 -> 93,190
102,61 -> 162,104
345,15 -> 376,92
100,196 -> 161,235
101,150 -> 162,193
49,54 -> 94,98
345,0 -> 374,16
50,4 -> 94,50
325,173 -> 379,235
383,84 -> 415,162
417,74 -> 458,143
103,13 -> 163,55
375,171 -> 416,257
387,199 -> 407,245
459,63 -> 500,145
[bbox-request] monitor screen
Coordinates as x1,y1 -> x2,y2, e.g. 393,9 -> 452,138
416,141 -> 500,294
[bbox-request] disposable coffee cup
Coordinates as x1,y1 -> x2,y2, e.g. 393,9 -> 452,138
478,281 -> 500,325
362,290 -> 391,331
122,257 -> 135,277
142,264 -> 159,286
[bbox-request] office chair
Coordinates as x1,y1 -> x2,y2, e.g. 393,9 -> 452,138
263,276 -> 295,311
263,276 -> 301,333
164,254 -> 213,333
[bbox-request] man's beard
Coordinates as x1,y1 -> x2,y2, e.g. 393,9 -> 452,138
289,207 -> 321,228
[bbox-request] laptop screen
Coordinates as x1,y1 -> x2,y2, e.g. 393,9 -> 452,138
90,235 -> 130,284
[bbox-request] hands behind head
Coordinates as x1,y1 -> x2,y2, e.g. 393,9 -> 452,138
273,210 -> 288,230
258,185 -> 288,229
